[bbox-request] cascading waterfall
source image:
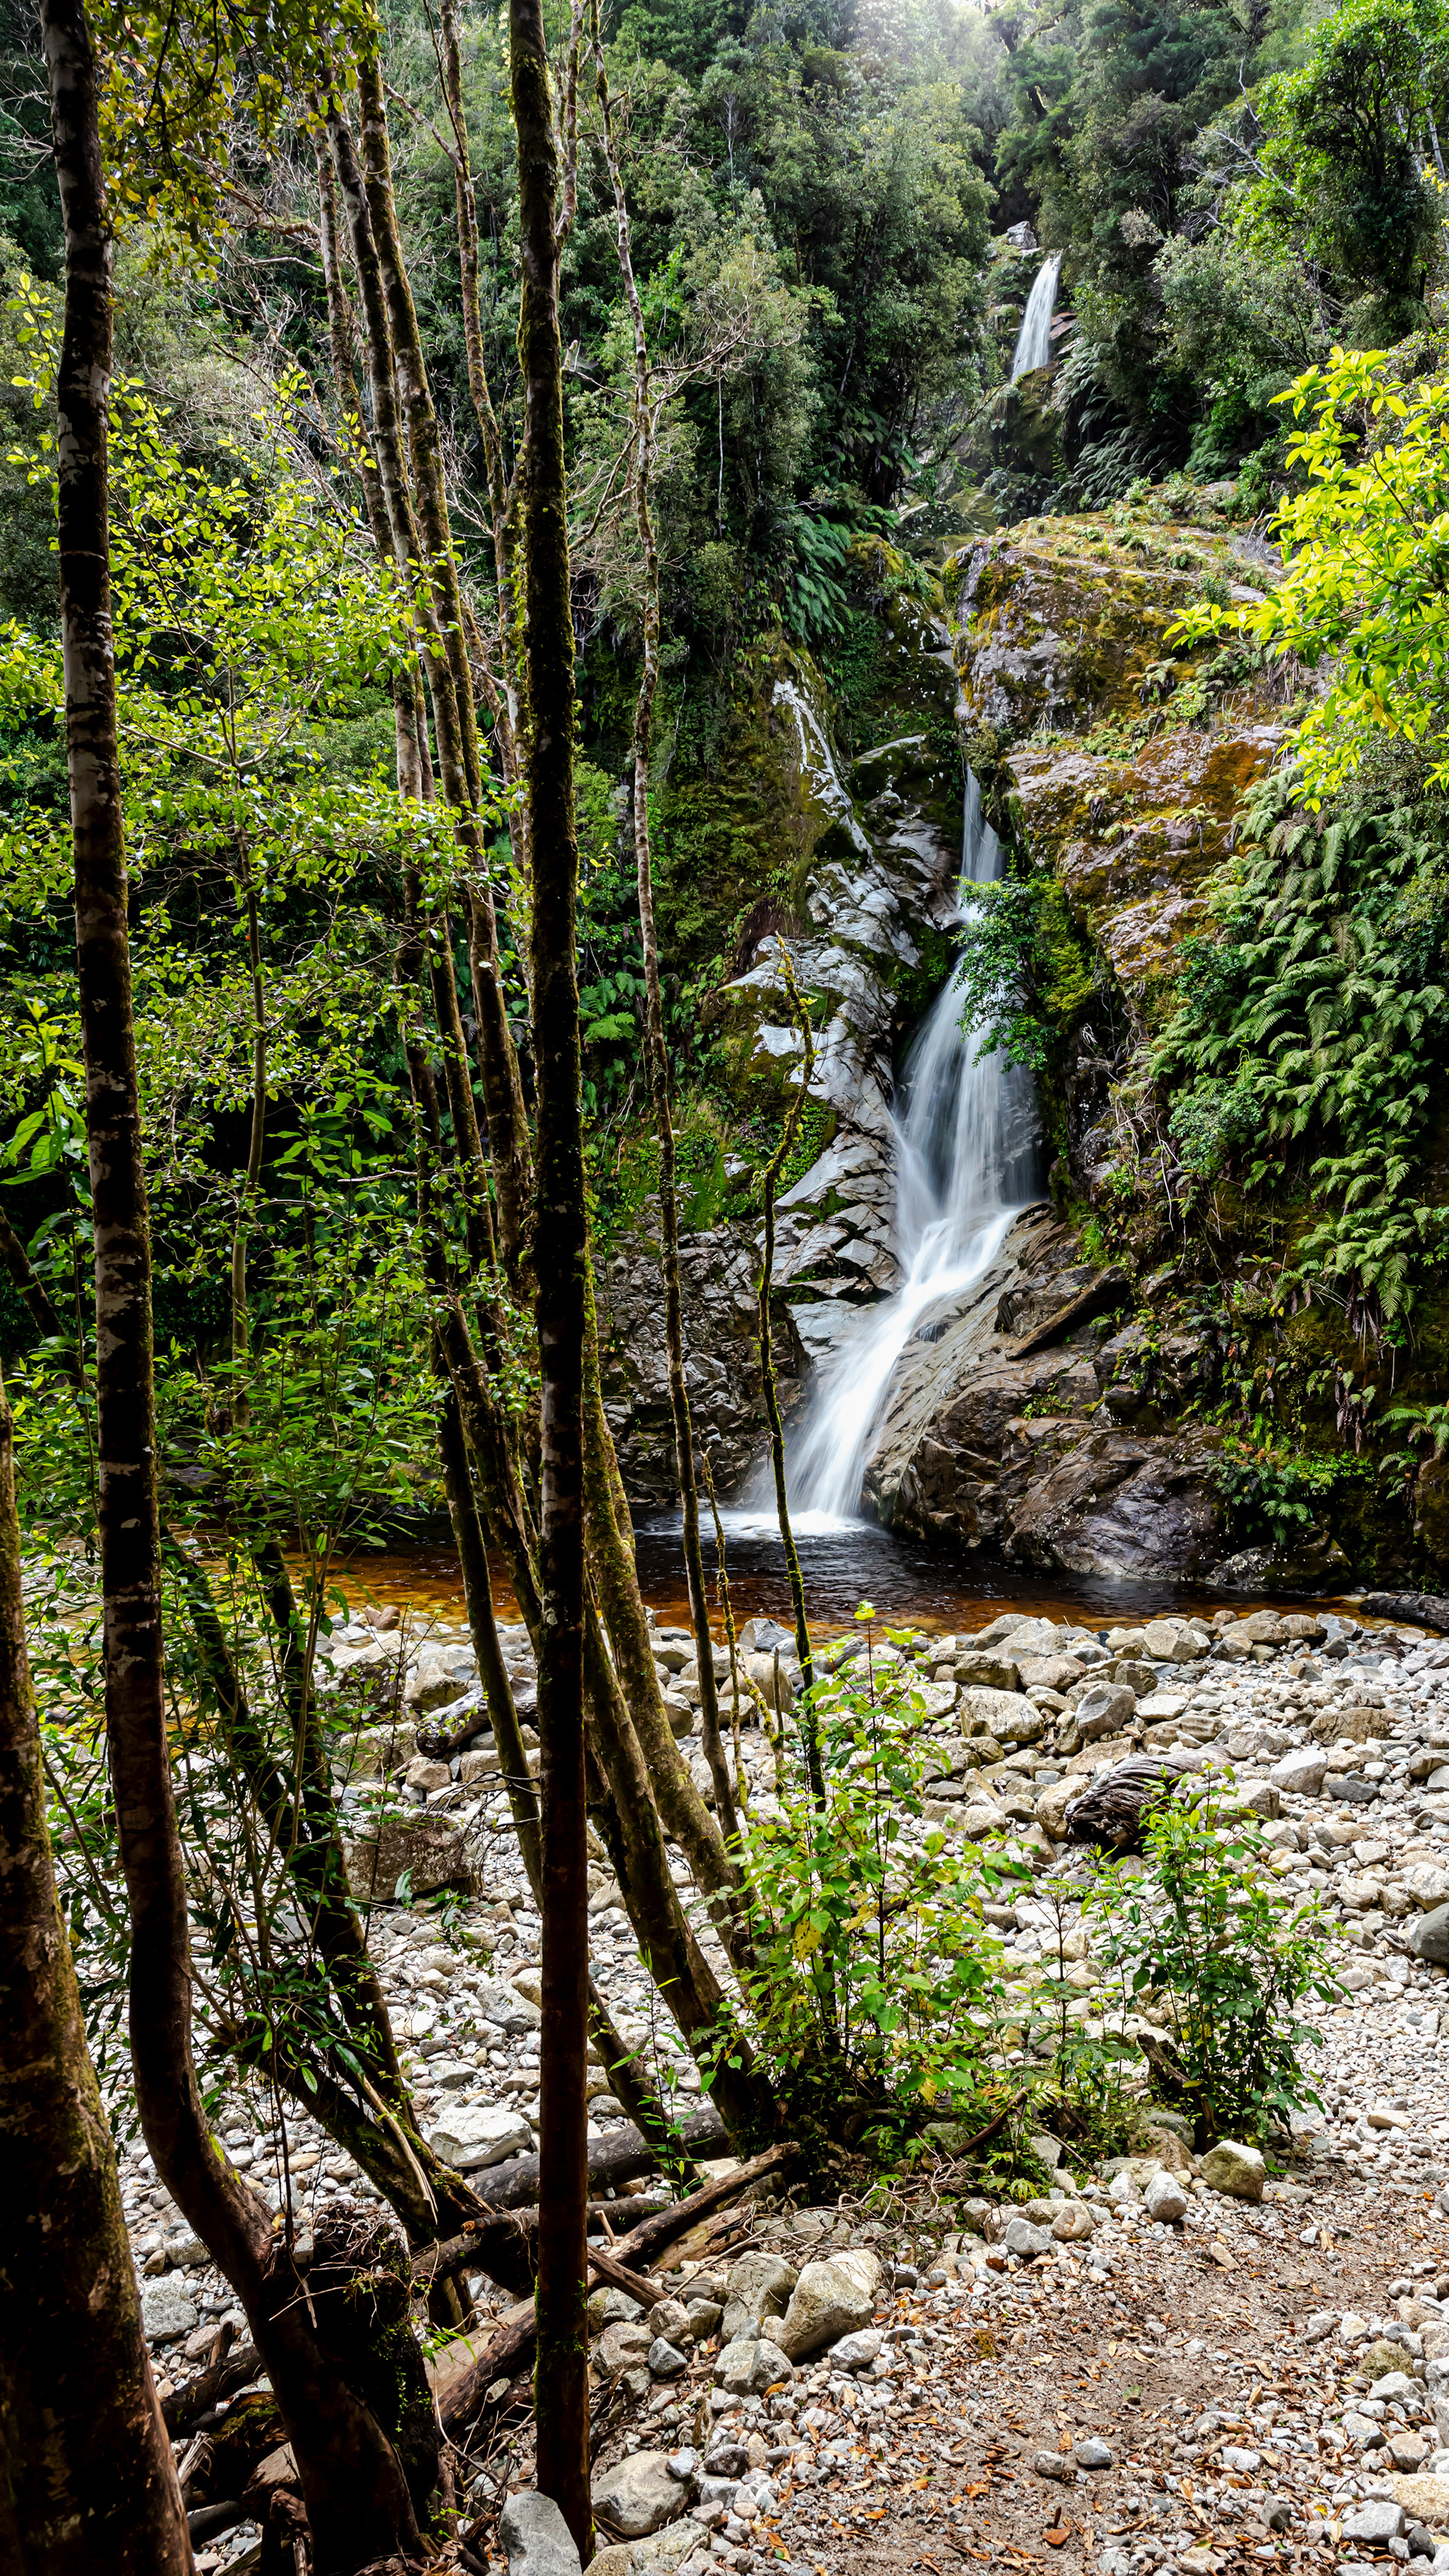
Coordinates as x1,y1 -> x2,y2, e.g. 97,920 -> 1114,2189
780,777 -> 1039,1524
1011,250 -> 1063,380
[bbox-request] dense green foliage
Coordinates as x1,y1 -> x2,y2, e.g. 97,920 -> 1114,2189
1154,786 -> 1449,1324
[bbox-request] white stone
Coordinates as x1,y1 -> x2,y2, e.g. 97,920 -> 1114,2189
140,2278 -> 198,2343
591,2451 -> 694,2539
501,2492 -> 583,2576
1144,2169 -> 1188,2224
428,2104 -> 533,2171
1270,1750 -> 1328,1795
776,2250 -> 881,2359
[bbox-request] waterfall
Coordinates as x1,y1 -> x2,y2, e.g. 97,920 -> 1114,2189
1011,251 -> 1063,381
780,777 -> 1039,1525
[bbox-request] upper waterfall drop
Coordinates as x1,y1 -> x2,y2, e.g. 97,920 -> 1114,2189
780,775 -> 1040,1526
1011,250 -> 1063,380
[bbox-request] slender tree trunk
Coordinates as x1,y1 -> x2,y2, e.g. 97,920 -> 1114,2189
436,1388 -> 678,2149
511,0 -> 589,2536
229,857 -> 265,1380
437,0 -> 525,791
0,1357 -> 189,2574
581,1319 -> 749,1934
592,33 -> 738,1847
758,956 -> 820,1786
43,5 -> 424,2559
346,62 -> 534,1278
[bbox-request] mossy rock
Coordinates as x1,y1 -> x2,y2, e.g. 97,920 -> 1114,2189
945,514 -> 1275,744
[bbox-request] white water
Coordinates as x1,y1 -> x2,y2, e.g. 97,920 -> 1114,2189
777,777 -> 1038,1525
1011,251 -> 1063,380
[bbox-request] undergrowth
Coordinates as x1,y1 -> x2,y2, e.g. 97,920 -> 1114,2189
1152,777 -> 1449,1325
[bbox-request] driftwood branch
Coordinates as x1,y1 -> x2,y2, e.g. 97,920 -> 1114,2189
440,2141 -> 800,2440
162,2131 -> 782,2450
584,2244 -> 666,2309
1361,1590 -> 1449,1633
469,2101 -> 728,2211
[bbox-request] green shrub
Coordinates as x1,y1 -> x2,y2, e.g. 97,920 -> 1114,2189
735,1615 -> 1023,2145
1092,1784 -> 1338,2147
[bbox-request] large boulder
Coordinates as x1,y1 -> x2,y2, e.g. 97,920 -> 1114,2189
715,2337 -> 795,2395
427,2104 -> 533,2171
591,2452 -> 694,2540
776,2250 -> 881,2359
721,2252 -> 797,2343
140,2279 -> 197,2344
501,2493 -> 583,2576
343,1811 -> 475,1905
958,1685 -> 1035,1738
1198,2140 -> 1265,2202
950,526 -> 1217,740
1409,1905 -> 1449,1966
1006,1428 -> 1226,1579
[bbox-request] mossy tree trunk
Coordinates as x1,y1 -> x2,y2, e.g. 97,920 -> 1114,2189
44,2 -> 426,2557
0,1354 -> 190,2573
592,20 -> 741,1854
511,0 -> 591,2537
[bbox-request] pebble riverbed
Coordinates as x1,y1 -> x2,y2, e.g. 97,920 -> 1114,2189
115,1597 -> 1449,2576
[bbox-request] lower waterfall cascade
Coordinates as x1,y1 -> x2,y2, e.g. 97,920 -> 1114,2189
777,774 -> 1041,1525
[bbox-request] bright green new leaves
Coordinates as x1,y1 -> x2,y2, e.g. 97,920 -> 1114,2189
1177,346 -> 1449,803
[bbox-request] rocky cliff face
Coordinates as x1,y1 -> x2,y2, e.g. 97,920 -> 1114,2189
828,502 -> 1296,1578
595,1223 -> 808,1505
603,506 -> 1353,1586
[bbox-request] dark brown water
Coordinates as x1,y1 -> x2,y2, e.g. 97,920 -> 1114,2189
333,1513 -> 1342,1642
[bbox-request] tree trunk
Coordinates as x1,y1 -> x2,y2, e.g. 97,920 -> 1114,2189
346,62 -> 534,1279
0,1356 -> 190,2573
757,956 -> 820,1784
436,1388 -> 682,2153
44,5 -> 424,2561
510,0 -> 590,2539
228,856 -> 266,1390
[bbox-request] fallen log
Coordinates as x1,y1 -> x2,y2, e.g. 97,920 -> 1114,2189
584,2245 -> 666,2310
1360,1590 -> 1449,1634
163,2333 -> 258,2436
186,2499 -> 255,2544
415,1684 -> 536,1761
408,2196 -> 674,2293
440,2140 -> 800,2442
1066,1750 -> 1192,1851
469,2101 -> 728,2211
164,2134 -> 763,2454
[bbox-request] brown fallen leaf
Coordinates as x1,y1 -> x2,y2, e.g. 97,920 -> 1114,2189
1043,2526 -> 1072,2549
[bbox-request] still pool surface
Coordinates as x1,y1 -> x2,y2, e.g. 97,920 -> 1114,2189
334,1509 -> 1335,1639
